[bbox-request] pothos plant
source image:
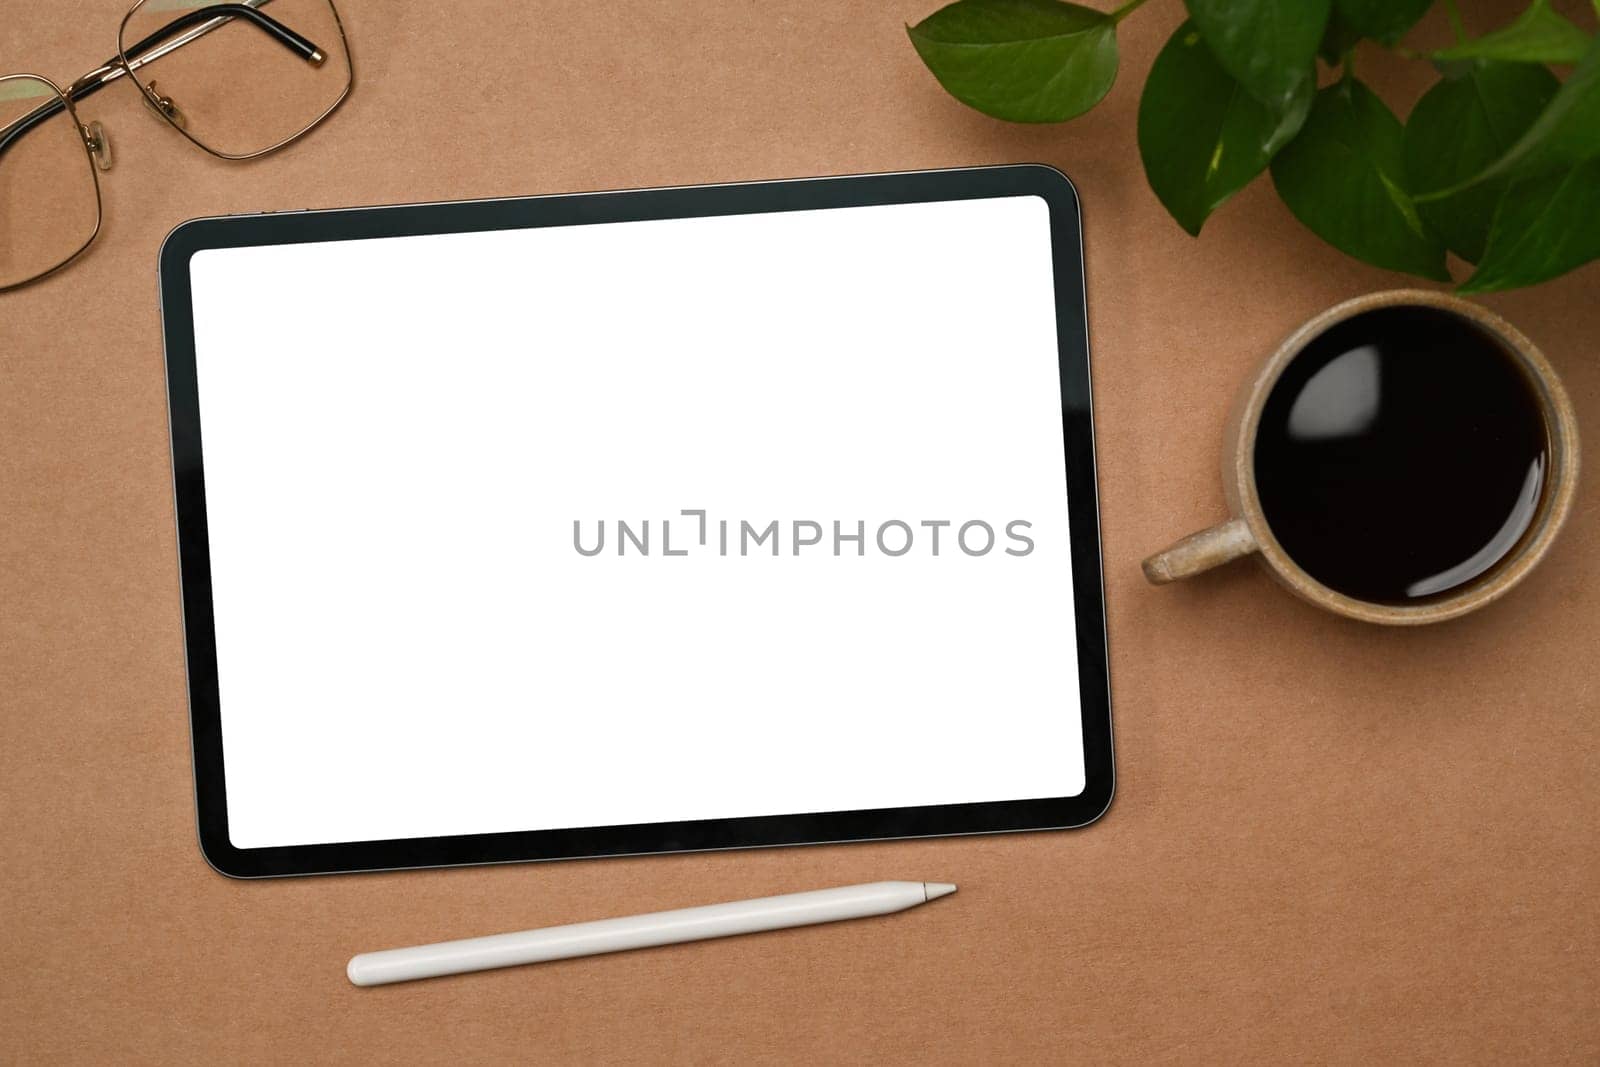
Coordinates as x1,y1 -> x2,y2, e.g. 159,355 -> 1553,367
907,0 -> 1600,292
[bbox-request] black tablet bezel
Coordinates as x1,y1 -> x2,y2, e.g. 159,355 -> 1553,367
159,164 -> 1114,877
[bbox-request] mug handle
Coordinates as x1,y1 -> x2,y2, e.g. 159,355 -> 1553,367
1141,517 -> 1257,584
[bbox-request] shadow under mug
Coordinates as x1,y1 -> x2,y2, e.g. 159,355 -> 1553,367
1142,289 -> 1580,625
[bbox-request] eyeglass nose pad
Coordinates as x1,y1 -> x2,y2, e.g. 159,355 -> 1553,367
142,81 -> 187,130
81,120 -> 113,172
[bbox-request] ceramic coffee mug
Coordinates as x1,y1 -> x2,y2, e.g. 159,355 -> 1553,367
1142,289 -> 1579,625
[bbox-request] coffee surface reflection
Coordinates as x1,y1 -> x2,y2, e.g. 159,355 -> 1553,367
1254,306 -> 1548,605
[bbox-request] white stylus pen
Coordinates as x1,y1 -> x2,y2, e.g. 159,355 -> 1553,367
347,880 -> 957,986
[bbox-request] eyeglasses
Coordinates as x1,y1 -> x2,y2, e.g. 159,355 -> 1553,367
1,0 -> 352,293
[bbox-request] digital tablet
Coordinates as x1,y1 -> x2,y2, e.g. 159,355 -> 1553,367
159,165 -> 1113,877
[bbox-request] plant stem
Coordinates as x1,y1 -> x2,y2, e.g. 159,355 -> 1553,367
1110,0 -> 1151,22
1442,0 -> 1467,43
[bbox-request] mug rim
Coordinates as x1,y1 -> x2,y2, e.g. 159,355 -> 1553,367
1225,288 -> 1581,625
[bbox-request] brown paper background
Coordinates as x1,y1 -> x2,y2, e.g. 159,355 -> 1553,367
3,1 -> 1598,1062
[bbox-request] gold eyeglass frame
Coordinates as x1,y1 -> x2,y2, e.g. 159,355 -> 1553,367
0,0 -> 353,294
0,74 -> 105,293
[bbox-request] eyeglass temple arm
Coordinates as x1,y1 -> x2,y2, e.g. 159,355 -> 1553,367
122,3 -> 325,73
0,5 -> 324,162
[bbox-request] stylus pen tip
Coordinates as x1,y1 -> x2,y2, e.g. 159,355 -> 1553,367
924,882 -> 957,901
347,956 -> 372,987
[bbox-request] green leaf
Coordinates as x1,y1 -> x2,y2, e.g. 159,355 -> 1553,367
1139,22 -> 1313,235
1332,0 -> 1433,44
1432,0 -> 1592,65
1423,35 -> 1600,195
1404,62 -> 1559,262
1318,11 -> 1363,62
1270,79 -> 1449,279
1183,0 -> 1330,109
1460,158 -> 1600,291
907,0 -> 1118,123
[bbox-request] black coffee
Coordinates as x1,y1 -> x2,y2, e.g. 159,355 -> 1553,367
1254,306 -> 1547,605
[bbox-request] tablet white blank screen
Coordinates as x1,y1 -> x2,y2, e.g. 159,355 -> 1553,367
187,195 -> 1084,849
